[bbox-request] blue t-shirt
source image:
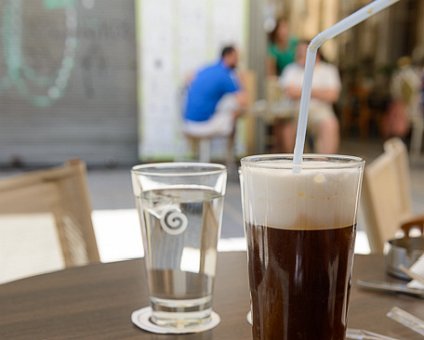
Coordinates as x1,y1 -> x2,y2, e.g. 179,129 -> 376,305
184,61 -> 240,122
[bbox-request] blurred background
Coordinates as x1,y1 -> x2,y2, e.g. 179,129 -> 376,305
1,0 -> 423,166
0,0 -> 423,282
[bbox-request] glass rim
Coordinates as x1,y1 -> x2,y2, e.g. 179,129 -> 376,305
240,154 -> 364,170
131,162 -> 226,177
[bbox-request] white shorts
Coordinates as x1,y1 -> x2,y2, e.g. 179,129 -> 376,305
183,94 -> 239,137
307,104 -> 337,135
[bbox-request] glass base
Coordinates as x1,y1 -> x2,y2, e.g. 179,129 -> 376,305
131,307 -> 220,334
150,296 -> 212,328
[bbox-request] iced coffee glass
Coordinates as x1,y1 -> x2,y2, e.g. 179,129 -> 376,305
240,154 -> 364,340
132,163 -> 226,329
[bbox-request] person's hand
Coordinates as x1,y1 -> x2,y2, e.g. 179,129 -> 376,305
286,85 -> 302,99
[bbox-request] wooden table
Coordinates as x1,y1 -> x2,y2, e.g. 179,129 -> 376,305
0,252 -> 423,339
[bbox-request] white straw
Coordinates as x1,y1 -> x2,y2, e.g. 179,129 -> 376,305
293,0 -> 400,171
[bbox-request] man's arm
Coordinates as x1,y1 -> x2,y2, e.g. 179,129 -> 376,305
234,81 -> 248,109
235,71 -> 249,108
312,64 -> 341,103
284,84 -> 339,103
222,71 -> 248,109
311,88 -> 340,103
282,65 -> 341,103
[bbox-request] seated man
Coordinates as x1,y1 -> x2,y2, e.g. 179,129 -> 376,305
279,40 -> 341,153
183,46 -> 247,138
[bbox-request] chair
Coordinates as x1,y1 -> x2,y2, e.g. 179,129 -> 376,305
185,134 -> 234,165
0,159 -> 100,267
361,138 -> 424,253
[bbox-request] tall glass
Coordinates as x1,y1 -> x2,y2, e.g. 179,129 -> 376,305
132,163 -> 226,329
240,155 -> 364,340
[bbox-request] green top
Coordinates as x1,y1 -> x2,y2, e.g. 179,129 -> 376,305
268,37 -> 299,76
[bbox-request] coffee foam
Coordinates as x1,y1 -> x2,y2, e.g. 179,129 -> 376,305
241,165 -> 361,230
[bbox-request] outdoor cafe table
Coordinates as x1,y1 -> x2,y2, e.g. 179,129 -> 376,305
0,252 -> 423,339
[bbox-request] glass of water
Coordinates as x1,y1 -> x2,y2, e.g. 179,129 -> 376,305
131,163 -> 227,329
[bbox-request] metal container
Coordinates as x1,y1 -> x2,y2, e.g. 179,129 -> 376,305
385,224 -> 424,280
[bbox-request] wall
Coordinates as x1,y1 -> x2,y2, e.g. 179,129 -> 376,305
0,0 -> 138,166
137,0 -> 248,161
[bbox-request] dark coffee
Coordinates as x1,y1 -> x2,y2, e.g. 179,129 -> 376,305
245,223 -> 355,340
